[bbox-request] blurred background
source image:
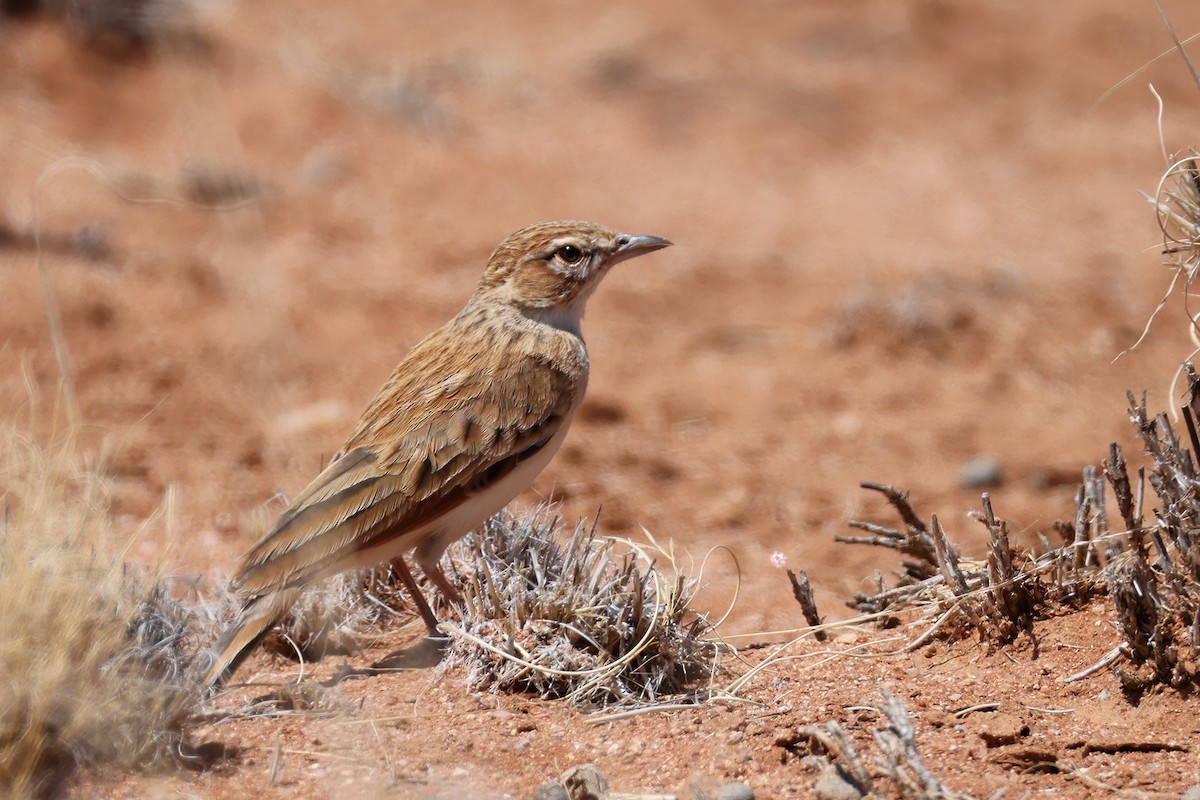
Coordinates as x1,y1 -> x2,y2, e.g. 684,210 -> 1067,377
3,0 -> 1200,633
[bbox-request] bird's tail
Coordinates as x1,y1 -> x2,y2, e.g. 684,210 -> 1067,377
202,588 -> 301,689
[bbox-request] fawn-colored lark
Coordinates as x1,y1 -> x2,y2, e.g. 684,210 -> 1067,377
203,220 -> 671,687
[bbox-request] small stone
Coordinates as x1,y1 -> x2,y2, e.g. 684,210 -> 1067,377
1180,787 -> 1200,800
814,763 -> 866,800
717,781 -> 755,800
270,682 -> 332,712
677,772 -> 719,800
960,457 -> 1003,489
970,712 -> 1030,747
533,782 -> 570,800
923,709 -> 951,729
561,764 -> 609,800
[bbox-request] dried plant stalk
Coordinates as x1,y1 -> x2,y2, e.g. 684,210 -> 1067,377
802,691 -> 972,800
786,569 -> 827,641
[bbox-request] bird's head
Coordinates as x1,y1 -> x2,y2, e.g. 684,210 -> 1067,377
475,220 -> 670,326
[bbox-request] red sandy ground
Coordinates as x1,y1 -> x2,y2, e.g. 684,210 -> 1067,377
3,1 -> 1200,796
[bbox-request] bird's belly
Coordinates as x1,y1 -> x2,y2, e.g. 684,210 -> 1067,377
318,406 -> 579,578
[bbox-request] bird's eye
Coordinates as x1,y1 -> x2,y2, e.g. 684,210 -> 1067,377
555,245 -> 583,264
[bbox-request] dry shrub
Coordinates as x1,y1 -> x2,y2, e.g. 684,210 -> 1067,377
838,377 -> 1200,693
437,508 -> 722,706
1104,386 -> 1200,692
825,267 -> 1021,356
841,485 -> 1049,651
196,501 -> 422,676
0,427 -> 198,797
1,0 -> 203,48
257,564 -> 419,667
799,690 -> 972,800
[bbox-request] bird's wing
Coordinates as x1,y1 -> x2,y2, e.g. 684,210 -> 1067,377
229,345 -> 580,598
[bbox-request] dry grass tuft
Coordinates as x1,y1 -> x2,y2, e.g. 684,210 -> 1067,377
0,426 -> 201,797
437,508 -> 723,706
257,567 -> 413,667
1152,150 -> 1200,284
1134,147 -> 1200,358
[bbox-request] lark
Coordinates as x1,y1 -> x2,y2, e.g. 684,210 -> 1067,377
203,220 -> 671,687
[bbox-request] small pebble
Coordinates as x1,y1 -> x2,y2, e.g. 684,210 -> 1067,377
960,456 -> 1003,489
718,781 -> 756,800
814,764 -> 865,800
560,764 -> 609,800
532,782 -> 569,800
1181,787 -> 1200,800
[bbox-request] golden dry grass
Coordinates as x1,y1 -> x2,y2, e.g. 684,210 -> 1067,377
0,421 -> 197,797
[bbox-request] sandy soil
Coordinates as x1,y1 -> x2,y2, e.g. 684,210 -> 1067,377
4,1 -> 1200,797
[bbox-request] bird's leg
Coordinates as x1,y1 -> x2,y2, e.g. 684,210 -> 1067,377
424,560 -> 464,606
387,556 -> 443,637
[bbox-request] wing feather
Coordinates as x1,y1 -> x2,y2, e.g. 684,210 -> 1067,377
228,321 -> 583,599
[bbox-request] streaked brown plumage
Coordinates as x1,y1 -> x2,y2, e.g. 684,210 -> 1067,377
203,220 -> 671,687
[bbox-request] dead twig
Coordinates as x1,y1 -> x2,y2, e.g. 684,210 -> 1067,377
786,569 -> 827,641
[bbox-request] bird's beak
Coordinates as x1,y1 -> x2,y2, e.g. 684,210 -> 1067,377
608,233 -> 672,266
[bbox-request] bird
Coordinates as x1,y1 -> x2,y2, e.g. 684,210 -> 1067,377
202,220 -> 671,687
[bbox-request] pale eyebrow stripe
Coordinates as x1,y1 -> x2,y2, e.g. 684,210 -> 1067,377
539,237 -> 585,259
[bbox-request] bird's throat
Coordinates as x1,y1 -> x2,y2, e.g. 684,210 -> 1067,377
526,299 -> 587,339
